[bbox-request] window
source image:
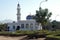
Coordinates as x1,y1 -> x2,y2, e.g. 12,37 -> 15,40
30,23 -> 33,30
21,24 -> 24,28
16,26 -> 20,30
7,26 -> 10,31
26,24 -> 29,28
30,23 -> 33,26
13,26 -> 15,29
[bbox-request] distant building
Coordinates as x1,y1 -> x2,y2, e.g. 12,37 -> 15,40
7,3 -> 42,32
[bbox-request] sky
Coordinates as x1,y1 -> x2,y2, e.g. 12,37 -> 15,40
0,0 -> 60,21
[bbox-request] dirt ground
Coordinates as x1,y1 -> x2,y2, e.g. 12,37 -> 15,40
0,36 -> 45,40
0,36 -> 27,40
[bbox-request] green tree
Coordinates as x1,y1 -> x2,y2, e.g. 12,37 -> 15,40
0,23 -> 7,31
52,20 -> 58,30
35,7 -> 52,30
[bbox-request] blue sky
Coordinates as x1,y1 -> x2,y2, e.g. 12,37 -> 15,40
0,0 -> 60,21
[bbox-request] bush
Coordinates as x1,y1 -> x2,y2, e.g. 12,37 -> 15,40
46,35 -> 60,40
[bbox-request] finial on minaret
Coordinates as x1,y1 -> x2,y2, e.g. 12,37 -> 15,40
17,0 -> 20,7
18,0 -> 19,3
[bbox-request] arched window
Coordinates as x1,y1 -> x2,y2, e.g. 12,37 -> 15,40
7,26 -> 10,31
16,26 -> 20,30
13,26 -> 15,29
21,24 -> 24,28
30,23 -> 33,30
30,23 -> 33,27
26,24 -> 29,28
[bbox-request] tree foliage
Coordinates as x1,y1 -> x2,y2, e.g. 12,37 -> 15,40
35,7 -> 52,29
51,20 -> 60,29
0,23 -> 7,31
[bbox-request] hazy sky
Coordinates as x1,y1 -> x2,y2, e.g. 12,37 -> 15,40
0,0 -> 60,21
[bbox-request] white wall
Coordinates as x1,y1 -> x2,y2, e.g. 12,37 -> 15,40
7,20 -> 42,31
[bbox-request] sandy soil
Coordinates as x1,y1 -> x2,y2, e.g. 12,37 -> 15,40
0,36 -> 27,40
0,36 -> 45,40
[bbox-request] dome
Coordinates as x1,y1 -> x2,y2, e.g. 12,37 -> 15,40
26,15 -> 33,20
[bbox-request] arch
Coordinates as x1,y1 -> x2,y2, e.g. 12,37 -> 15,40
7,26 -> 10,31
21,24 -> 24,28
26,24 -> 29,28
30,23 -> 33,30
16,26 -> 20,30
13,26 -> 15,29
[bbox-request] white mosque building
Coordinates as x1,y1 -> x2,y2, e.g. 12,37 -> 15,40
7,3 -> 42,31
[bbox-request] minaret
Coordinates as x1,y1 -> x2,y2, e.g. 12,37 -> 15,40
17,3 -> 21,22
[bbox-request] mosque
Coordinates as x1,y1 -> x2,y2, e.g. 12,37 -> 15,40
7,3 -> 42,31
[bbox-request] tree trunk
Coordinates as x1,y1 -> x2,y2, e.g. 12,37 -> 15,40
38,23 -> 42,30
